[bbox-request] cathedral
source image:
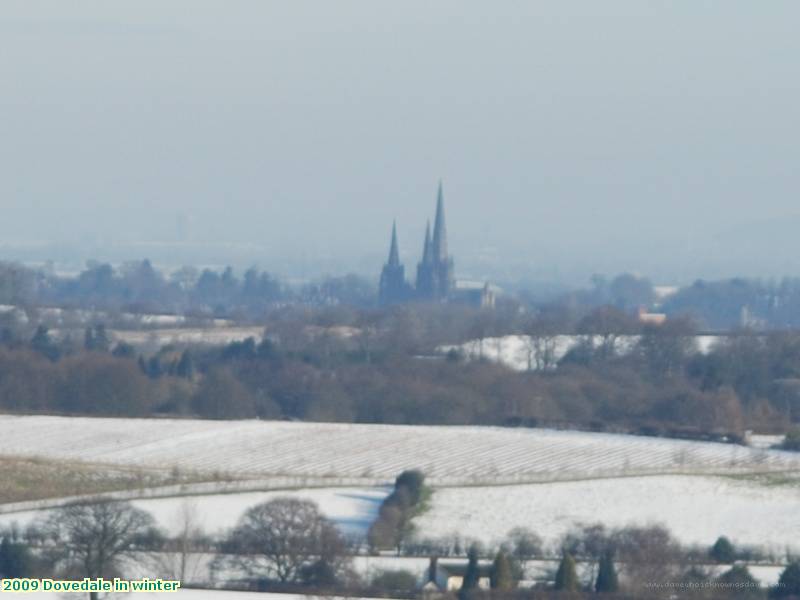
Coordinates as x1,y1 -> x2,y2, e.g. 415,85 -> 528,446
379,184 -> 494,308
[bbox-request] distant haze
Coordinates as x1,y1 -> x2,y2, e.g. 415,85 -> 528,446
2,2 -> 799,286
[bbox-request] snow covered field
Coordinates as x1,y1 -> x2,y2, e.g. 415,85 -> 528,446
413,475 -> 800,553
0,475 -> 795,586
2,473 -> 796,556
0,487 -> 388,539
0,415 -> 797,486
442,334 -> 721,371
0,415 -> 800,485
2,416 -> 797,559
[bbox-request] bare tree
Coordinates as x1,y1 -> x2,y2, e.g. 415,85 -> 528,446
635,316 -> 698,377
611,525 -> 685,596
467,311 -> 496,361
354,311 -> 381,364
506,526 -> 543,571
576,306 -> 640,362
520,316 -> 561,371
151,500 -> 206,583
219,497 -> 350,586
37,500 -> 159,600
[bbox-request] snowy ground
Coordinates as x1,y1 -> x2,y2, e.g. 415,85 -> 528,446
2,416 -> 797,562
0,487 -> 388,539
441,334 -> 722,371
749,434 -> 785,449
111,326 -> 264,350
2,472 -> 797,560
412,474 -> 800,555
0,415 -> 796,488
0,475 -> 794,589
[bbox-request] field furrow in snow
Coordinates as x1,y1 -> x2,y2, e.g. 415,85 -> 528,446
0,415 -> 797,485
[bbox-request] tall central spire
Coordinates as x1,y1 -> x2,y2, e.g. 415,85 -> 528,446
387,220 -> 400,267
432,181 -> 448,262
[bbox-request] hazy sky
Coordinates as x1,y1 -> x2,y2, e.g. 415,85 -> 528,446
2,2 -> 799,284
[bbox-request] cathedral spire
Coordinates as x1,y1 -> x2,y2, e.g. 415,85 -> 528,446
432,181 -> 448,262
421,220 -> 432,264
387,220 -> 400,267
379,220 -> 407,305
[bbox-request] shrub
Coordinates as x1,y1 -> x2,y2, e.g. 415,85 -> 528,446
782,429 -> 800,451
554,552 -> 579,591
370,569 -> 418,591
772,562 -> 800,598
710,536 -> 736,563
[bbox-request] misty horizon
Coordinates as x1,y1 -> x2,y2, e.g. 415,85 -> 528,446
3,2 -> 800,286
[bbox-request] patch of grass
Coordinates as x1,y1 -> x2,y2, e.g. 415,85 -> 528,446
0,456 -> 207,504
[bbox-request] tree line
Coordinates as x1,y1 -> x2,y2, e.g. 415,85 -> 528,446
10,259 -> 800,331
3,497 -> 799,599
0,259 -> 375,318
544,272 -> 800,331
4,302 -> 800,437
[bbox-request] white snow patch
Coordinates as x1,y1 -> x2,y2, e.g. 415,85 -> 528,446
441,334 -> 722,371
111,326 -> 263,348
749,434 -> 785,450
412,475 -> 800,554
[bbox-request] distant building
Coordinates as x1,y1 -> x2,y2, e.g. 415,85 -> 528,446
637,306 -> 667,326
422,557 -> 492,593
451,280 -> 497,309
379,183 -> 493,308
